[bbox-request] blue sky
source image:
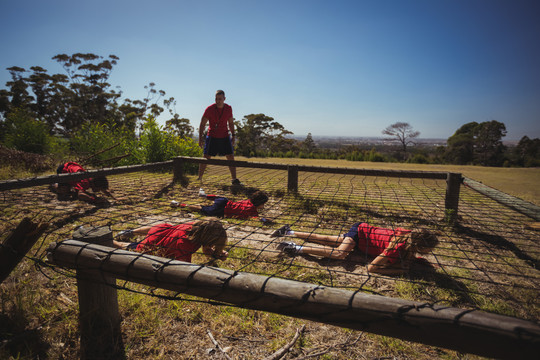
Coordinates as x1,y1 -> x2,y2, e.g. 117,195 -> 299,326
1,0 -> 539,140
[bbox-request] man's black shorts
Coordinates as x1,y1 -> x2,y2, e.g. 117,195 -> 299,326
204,136 -> 233,156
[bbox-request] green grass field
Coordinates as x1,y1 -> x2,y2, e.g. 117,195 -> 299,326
235,157 -> 540,205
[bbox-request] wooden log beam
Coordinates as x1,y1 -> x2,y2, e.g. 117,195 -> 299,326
0,218 -> 48,284
175,156 -> 450,179
47,240 -> 540,359
0,161 -> 173,191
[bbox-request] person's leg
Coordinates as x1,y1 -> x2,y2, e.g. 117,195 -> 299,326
131,226 -> 153,236
293,231 -> 343,247
185,204 -> 203,212
198,154 -> 211,182
225,154 -> 237,181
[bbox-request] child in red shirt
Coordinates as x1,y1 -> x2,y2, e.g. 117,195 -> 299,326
113,218 -> 228,262
53,162 -> 116,203
181,190 -> 269,220
272,222 -> 438,275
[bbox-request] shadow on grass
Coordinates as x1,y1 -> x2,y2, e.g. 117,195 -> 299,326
454,223 -> 540,270
0,313 -> 50,359
291,251 -> 476,307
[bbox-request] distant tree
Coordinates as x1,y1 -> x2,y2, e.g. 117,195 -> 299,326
474,120 -> 506,166
302,133 -> 317,153
235,114 -> 293,157
445,122 -> 478,164
0,53 -> 179,136
513,135 -> 540,167
382,122 -> 420,153
445,120 -> 507,166
165,115 -> 193,138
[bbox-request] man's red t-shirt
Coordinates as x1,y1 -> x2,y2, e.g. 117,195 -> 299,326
203,103 -> 233,138
61,162 -> 91,192
136,222 -> 200,262
356,223 -> 408,264
224,199 -> 259,218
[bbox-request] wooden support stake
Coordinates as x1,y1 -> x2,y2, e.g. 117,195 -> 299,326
445,172 -> 462,223
287,165 -> 298,193
71,226 -> 125,360
173,156 -> 185,184
0,218 -> 48,284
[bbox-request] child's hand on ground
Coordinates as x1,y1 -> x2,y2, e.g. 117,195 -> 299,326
214,250 -> 228,260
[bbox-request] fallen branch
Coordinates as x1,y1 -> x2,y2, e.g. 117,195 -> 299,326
207,329 -> 233,360
293,333 -> 363,360
263,324 -> 306,360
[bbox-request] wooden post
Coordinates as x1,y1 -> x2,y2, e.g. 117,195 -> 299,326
287,165 -> 298,193
0,218 -> 48,284
445,172 -> 462,223
172,157 -> 184,183
71,226 -> 125,360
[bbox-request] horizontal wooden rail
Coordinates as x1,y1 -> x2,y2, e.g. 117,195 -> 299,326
47,240 -> 540,359
175,156 -> 451,179
0,161 -> 173,191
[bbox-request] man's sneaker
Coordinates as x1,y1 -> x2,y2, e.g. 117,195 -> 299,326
277,241 -> 299,256
271,225 -> 291,237
232,179 -> 241,185
117,229 -> 134,240
198,188 -> 207,197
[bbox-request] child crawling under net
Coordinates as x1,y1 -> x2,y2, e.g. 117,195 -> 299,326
272,222 -> 439,275
179,190 -> 270,221
113,218 -> 228,263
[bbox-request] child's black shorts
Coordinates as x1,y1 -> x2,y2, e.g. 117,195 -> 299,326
200,197 -> 229,217
342,222 -> 366,242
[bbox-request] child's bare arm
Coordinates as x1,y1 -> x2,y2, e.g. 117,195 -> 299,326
102,189 -> 117,200
367,254 -> 408,275
367,239 -> 409,275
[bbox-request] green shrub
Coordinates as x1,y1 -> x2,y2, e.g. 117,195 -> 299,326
407,154 -> 429,164
70,122 -> 138,166
137,115 -> 202,170
3,108 -> 52,154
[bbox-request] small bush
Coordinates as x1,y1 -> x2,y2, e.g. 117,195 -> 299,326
3,108 -> 52,155
70,122 -> 138,166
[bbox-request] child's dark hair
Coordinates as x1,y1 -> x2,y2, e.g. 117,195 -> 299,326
189,218 -> 227,247
411,229 -> 439,251
92,176 -> 109,190
249,190 -> 269,207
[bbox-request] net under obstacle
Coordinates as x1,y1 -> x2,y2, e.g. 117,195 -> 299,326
1,157 -> 539,358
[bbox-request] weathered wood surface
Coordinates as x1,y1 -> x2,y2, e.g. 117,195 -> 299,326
0,157 -> 454,192
0,161 -> 173,191
71,227 -> 124,360
175,156 -> 451,179
464,177 -> 540,221
0,218 -> 48,284
47,240 -> 540,359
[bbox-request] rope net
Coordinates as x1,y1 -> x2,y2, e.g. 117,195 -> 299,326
1,162 -> 539,323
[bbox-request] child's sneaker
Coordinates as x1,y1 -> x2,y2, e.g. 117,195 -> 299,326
117,229 -> 134,240
126,241 -> 140,250
271,225 -> 291,237
277,241 -> 300,256
198,188 -> 206,197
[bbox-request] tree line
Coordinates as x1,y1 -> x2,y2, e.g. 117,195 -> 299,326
1,53 -> 538,170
